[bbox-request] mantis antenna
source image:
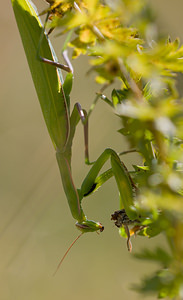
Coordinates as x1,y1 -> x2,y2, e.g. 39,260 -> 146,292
53,232 -> 83,275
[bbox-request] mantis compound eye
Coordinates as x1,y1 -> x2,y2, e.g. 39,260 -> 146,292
99,225 -> 104,232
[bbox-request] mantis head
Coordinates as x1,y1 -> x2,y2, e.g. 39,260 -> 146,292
76,220 -> 104,233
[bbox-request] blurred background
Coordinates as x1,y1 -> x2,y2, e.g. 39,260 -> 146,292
1,1 -> 183,299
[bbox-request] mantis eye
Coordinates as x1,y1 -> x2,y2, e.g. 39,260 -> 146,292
99,224 -> 104,232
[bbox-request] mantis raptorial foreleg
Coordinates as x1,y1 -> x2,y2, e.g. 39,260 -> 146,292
56,144 -> 138,234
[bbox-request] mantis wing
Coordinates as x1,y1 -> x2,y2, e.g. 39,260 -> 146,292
11,0 -> 70,151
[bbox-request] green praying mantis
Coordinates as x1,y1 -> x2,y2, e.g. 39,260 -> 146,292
11,0 -> 142,269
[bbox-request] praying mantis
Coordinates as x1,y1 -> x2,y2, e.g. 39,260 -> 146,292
11,0 -> 142,265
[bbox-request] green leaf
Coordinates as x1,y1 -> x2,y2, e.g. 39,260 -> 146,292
138,222 -> 162,238
118,128 -> 130,136
119,226 -> 127,238
132,269 -> 179,299
134,247 -> 172,267
112,89 -> 131,106
11,0 -> 70,150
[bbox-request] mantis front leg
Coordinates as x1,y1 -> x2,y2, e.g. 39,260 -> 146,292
80,148 -> 138,218
56,145 -> 138,235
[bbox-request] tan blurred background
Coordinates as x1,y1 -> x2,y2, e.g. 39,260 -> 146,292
1,1 -> 183,299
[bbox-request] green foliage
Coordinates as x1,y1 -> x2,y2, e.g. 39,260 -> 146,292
134,247 -> 172,266
45,1 -> 183,298
12,0 -> 183,298
132,248 -> 180,297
